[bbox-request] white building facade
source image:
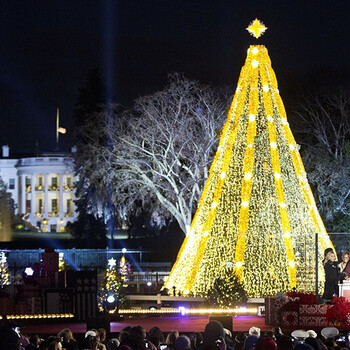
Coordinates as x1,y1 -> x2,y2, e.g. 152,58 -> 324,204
0,145 -> 77,233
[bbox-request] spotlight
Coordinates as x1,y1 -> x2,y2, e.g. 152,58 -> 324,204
147,282 -> 152,287
178,306 -> 186,316
107,295 -> 115,304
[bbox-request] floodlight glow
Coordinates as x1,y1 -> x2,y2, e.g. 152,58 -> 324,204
24,267 -> 34,276
178,306 -> 186,316
107,295 -> 115,303
0,252 -> 6,264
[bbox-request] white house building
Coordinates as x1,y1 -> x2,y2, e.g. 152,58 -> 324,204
0,145 -> 77,233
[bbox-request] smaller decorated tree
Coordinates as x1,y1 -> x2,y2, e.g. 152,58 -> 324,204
105,258 -> 120,293
98,257 -> 129,312
207,268 -> 247,307
118,255 -> 131,287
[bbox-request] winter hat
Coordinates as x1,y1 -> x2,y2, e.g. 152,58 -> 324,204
175,335 -> 191,350
203,321 -> 225,345
245,335 -> 258,350
255,337 -> 277,350
85,330 -> 97,338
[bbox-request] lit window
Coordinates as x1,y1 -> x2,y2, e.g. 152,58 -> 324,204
51,177 -> 58,187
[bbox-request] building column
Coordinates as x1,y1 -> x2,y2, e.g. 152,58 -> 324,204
59,173 -> 64,218
44,173 -> 49,217
21,174 -> 26,214
30,174 -> 35,219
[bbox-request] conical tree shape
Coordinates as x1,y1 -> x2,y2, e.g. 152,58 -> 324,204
165,45 -> 335,298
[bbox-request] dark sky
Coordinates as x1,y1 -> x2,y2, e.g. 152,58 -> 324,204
1,0 -> 350,153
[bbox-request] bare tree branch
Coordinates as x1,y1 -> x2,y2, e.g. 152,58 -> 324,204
76,74 -> 229,235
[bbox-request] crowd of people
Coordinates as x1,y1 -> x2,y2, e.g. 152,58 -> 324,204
2,319 -> 350,350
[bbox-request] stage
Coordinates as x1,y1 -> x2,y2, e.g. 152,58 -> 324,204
20,316 -> 267,335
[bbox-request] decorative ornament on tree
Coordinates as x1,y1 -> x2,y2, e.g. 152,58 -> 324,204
246,18 -> 267,39
108,257 -> 117,267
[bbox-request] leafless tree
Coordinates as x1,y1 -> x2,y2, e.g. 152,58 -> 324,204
291,89 -> 350,230
303,147 -> 350,229
78,74 -> 229,236
292,90 -> 350,160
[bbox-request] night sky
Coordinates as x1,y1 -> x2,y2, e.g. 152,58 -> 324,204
1,1 -> 350,153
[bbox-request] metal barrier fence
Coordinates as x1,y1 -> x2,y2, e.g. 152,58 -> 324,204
3,248 -> 171,270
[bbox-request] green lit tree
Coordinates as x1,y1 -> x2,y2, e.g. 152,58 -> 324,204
98,257 -> 129,312
118,255 -> 131,287
208,268 -> 247,307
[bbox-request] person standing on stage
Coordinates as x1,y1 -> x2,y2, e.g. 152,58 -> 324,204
339,252 -> 349,273
323,251 -> 340,301
338,252 -> 350,282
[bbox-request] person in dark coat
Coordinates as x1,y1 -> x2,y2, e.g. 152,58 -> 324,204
323,251 -> 340,301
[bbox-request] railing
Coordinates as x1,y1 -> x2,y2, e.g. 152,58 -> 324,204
64,212 -> 74,217
35,185 -> 44,191
34,212 -> 43,218
125,272 -> 168,293
48,186 -> 59,191
17,157 -> 72,167
48,212 -> 58,217
4,249 -> 172,273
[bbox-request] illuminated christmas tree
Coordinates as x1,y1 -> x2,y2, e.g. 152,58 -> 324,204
98,257 -> 122,312
165,19 -> 335,298
98,256 -> 130,312
118,255 -> 131,288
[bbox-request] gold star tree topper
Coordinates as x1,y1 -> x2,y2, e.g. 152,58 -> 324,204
246,18 -> 267,39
